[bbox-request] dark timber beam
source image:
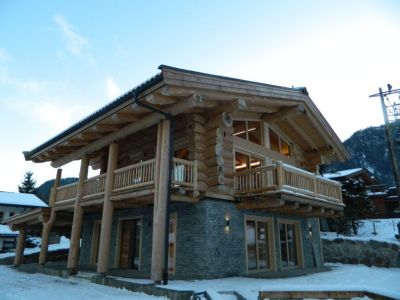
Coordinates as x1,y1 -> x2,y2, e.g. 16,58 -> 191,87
236,198 -> 285,210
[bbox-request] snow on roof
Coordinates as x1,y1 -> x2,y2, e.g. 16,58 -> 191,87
0,224 -> 18,236
323,168 -> 364,179
0,192 -> 47,208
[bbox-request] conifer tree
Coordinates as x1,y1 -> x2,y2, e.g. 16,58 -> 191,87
18,171 -> 36,193
329,177 -> 376,235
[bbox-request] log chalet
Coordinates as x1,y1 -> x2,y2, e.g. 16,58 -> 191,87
5,65 -> 348,281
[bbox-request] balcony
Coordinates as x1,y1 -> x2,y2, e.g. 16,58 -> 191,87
234,162 -> 343,214
53,157 -> 197,210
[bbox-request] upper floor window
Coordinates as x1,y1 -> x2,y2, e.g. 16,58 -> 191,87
235,151 -> 263,171
269,128 -> 291,157
233,120 -> 262,145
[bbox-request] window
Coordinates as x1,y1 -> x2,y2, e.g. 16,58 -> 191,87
0,212 -> 3,221
279,221 -> 302,268
233,120 -> 262,145
245,217 -> 274,271
168,214 -> 177,273
235,151 -> 263,171
268,128 -> 291,157
117,218 -> 142,269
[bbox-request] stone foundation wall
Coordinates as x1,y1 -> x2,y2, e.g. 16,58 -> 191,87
322,238 -> 400,268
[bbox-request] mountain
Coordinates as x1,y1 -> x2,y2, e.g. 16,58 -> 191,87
322,122 -> 400,186
34,177 -> 78,205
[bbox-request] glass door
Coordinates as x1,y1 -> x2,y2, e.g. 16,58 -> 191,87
119,219 -> 141,269
245,218 -> 272,271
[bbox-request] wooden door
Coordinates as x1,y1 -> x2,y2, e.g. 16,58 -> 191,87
119,219 -> 141,269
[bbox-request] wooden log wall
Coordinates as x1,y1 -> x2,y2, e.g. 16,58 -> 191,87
204,110 -> 235,197
187,113 -> 208,192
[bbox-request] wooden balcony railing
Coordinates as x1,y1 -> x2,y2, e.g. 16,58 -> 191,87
234,162 -> 342,204
83,173 -> 107,198
113,159 -> 156,192
56,182 -> 78,203
53,157 -> 197,206
172,158 -> 197,189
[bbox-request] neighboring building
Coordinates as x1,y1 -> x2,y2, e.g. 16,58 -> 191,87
323,168 -> 400,218
5,66 -> 348,280
0,192 -> 47,252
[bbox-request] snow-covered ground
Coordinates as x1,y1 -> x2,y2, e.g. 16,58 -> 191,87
1,263 -> 398,300
0,265 -> 167,300
322,218 -> 400,244
164,263 -> 400,300
0,236 -> 70,259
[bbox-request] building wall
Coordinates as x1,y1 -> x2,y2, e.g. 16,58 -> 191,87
0,206 -> 26,222
79,199 -> 323,279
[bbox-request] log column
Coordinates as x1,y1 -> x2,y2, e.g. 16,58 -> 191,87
13,225 -> 27,266
39,169 -> 62,265
151,119 -> 171,282
97,143 -> 119,274
67,156 -> 89,274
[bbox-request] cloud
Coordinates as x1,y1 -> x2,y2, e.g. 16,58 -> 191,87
53,15 -> 89,56
52,15 -> 97,67
0,48 -> 10,61
105,76 -> 121,99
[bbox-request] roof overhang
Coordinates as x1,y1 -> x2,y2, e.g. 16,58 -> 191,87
23,65 -> 348,167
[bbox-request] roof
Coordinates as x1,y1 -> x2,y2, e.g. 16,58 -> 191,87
0,224 -> 18,236
23,72 -> 164,161
23,65 -> 348,165
0,192 -> 47,208
322,168 -> 364,179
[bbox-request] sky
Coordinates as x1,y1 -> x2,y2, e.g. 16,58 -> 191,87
0,0 -> 400,192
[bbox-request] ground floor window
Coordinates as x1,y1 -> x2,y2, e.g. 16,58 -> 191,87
168,213 -> 177,273
279,220 -> 302,268
116,217 -> 142,269
245,216 -> 274,271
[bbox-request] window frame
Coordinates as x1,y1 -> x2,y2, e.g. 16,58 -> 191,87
234,150 -> 265,172
244,215 -> 276,273
266,126 -> 292,157
278,219 -> 303,269
90,220 -> 101,265
114,215 -> 143,270
233,119 -> 263,145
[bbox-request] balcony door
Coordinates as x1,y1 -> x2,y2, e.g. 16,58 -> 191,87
118,218 -> 142,269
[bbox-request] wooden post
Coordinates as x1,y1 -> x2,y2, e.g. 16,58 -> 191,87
67,156 -> 89,274
276,161 -> 283,190
151,120 -> 171,282
14,225 -> 26,266
39,169 -> 62,265
97,143 -> 119,274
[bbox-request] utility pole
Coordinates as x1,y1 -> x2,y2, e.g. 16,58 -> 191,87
370,85 -> 400,211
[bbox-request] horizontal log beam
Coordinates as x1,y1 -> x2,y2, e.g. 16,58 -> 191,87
145,93 -> 177,105
111,112 -> 138,122
263,104 -> 305,123
92,124 -> 120,132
